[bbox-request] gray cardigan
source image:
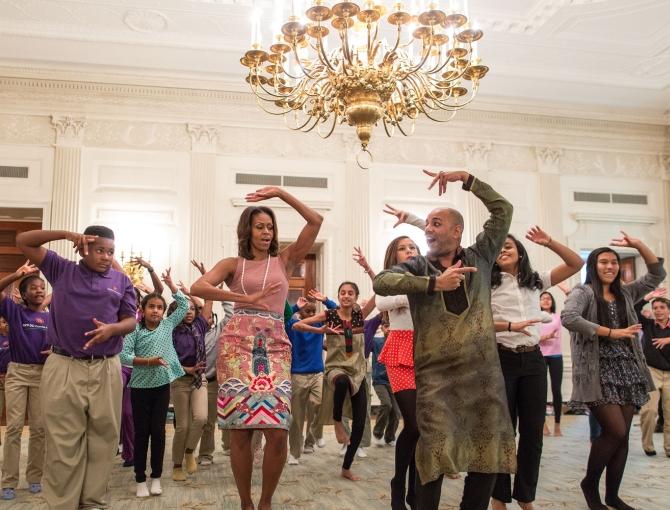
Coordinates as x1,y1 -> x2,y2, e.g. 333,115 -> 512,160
561,260 -> 666,403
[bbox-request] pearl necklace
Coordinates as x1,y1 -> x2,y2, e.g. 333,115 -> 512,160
240,256 -> 271,296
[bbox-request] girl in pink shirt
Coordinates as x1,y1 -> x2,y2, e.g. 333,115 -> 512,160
539,291 -> 563,437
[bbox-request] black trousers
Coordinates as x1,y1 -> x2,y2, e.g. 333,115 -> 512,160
131,384 -> 171,483
493,347 -> 547,503
415,472 -> 497,510
333,375 -> 367,471
544,355 -> 563,423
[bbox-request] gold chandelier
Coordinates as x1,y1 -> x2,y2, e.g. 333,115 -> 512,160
241,1 -> 488,168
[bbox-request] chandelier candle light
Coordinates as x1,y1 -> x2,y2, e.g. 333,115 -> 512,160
241,0 -> 488,168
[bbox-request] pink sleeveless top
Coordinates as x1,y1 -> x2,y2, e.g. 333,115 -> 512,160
229,256 -> 289,315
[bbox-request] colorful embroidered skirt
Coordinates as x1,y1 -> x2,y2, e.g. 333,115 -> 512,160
216,309 -> 292,430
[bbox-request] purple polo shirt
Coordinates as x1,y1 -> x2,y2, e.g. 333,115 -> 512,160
172,315 -> 207,367
0,335 -> 10,374
39,249 -> 136,357
0,298 -> 49,364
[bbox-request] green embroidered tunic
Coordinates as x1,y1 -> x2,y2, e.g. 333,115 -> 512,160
373,178 -> 517,484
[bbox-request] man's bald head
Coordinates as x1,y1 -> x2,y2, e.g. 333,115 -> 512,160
429,208 -> 464,229
425,208 -> 465,258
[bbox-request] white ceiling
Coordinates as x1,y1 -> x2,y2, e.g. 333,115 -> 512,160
0,0 -> 668,122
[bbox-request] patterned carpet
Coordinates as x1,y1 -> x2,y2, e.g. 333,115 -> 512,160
1,414 -> 667,509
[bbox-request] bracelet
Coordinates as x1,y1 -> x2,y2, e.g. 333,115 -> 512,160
607,328 -> 612,338
508,321 -> 512,332
543,237 -> 552,247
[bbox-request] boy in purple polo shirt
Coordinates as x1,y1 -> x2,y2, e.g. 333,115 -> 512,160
0,262 -> 50,500
0,316 -> 8,445
17,226 -> 136,510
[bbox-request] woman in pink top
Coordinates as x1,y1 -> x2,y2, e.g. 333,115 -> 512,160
191,186 -> 321,510
539,291 -> 564,437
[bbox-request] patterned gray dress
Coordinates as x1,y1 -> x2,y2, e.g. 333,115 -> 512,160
592,301 -> 649,408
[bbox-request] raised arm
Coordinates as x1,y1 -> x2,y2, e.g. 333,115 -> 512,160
245,186 -> 323,270
525,226 -> 584,286
424,170 -> 513,265
353,246 -> 376,281
360,295 -> 376,319
132,256 -> 164,295
612,232 -> 666,303
190,257 -> 281,305
16,230 -> 98,266
383,204 -> 425,231
307,289 -> 337,310
0,261 -> 39,298
189,260 -> 212,322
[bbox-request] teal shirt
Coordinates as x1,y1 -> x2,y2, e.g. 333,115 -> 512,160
120,291 -> 188,388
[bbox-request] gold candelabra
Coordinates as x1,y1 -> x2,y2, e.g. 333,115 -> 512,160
119,250 -> 146,287
241,1 -> 488,168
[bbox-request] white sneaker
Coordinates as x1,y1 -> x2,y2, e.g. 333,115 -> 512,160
316,438 -> 326,448
136,482 -> 150,498
198,457 -> 213,466
303,445 -> 314,454
357,447 -> 368,458
372,436 -> 385,447
149,478 -> 162,496
387,440 -> 396,447
222,448 -> 231,457
339,444 -> 347,456
287,454 -> 299,465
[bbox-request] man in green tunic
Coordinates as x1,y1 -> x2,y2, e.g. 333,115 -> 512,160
373,170 -> 516,510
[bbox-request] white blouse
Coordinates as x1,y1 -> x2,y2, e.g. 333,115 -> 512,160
491,270 -> 552,348
376,294 -> 414,331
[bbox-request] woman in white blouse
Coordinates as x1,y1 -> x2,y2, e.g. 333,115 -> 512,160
490,226 -> 583,510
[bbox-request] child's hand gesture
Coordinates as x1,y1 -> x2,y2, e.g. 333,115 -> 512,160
161,268 -> 178,294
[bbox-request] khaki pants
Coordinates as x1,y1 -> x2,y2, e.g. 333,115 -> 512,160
641,366 -> 670,455
197,380 -> 218,461
41,353 -> 122,510
171,376 -> 208,465
288,372 -> 323,459
2,363 -> 44,488
0,373 -> 5,445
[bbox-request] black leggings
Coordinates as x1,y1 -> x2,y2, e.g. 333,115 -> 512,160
131,384 -> 171,483
582,403 -> 635,508
416,472 -> 497,510
332,375 -> 367,470
544,356 -> 563,423
392,389 -> 419,509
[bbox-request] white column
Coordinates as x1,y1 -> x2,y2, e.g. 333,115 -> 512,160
462,142 -> 492,248
535,147 -> 566,273
187,124 -> 220,281
343,139 -> 372,297
49,116 -> 87,258
662,156 -> 670,272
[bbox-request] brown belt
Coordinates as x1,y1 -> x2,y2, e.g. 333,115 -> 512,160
497,344 -> 540,354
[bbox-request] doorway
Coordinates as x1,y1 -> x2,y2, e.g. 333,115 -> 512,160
0,208 -> 43,279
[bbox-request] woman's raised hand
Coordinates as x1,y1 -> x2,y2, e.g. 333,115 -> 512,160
245,186 -> 284,203
383,203 -> 409,228
526,225 -> 552,247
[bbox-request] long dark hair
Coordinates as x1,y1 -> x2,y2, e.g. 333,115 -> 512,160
491,234 -> 543,290
139,292 -> 167,329
584,247 -> 627,328
383,236 -> 420,270
540,291 -> 556,313
237,206 -> 279,260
